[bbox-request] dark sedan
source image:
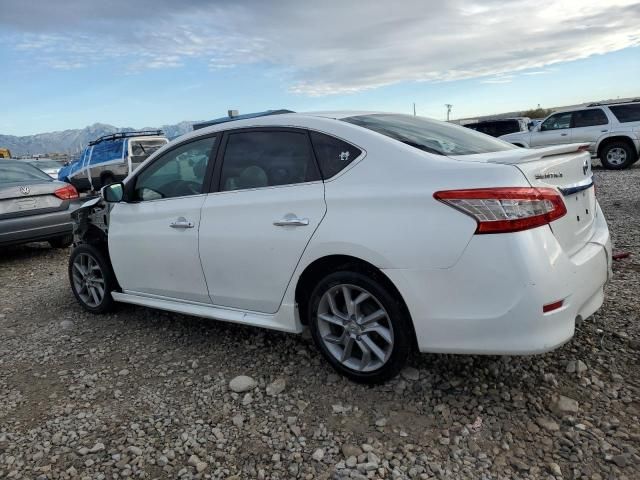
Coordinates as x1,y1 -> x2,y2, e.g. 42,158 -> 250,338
0,160 -> 82,248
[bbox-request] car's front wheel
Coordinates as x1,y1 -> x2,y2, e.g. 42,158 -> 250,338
69,244 -> 116,314
308,271 -> 412,383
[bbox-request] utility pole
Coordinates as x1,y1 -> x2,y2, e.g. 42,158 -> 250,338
445,104 -> 453,121
413,103 -> 416,116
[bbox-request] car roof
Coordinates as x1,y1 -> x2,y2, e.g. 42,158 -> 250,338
171,111 -> 387,144
300,111 -> 385,119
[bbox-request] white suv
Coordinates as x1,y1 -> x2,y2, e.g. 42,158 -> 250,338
500,100 -> 640,169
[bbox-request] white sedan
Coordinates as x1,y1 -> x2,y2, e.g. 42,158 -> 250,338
68,111 -> 612,383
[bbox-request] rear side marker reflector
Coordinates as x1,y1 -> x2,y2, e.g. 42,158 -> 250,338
543,300 -> 564,313
434,187 -> 567,234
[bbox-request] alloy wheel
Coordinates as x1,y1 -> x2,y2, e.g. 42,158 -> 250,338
606,147 -> 627,166
72,253 -> 106,308
316,284 -> 394,372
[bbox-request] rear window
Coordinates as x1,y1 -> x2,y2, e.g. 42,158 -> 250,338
28,160 -> 63,169
343,114 -> 516,155
131,139 -> 167,162
609,104 -> 640,123
0,162 -> 53,184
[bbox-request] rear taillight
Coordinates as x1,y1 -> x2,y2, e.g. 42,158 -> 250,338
54,184 -> 79,200
434,187 -> 567,234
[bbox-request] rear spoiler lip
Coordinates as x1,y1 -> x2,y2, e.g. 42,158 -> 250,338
502,143 -> 591,163
448,143 -> 591,165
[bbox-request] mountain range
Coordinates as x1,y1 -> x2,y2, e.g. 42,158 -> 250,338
0,121 -> 199,157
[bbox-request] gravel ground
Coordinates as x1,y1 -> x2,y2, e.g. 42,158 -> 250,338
1,163 -> 639,480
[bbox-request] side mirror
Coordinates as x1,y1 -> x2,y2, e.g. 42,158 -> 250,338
101,182 -> 124,203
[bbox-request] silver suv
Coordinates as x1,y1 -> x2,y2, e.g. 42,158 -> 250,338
500,100 -> 640,169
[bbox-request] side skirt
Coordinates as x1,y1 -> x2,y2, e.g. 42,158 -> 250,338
111,291 -> 301,333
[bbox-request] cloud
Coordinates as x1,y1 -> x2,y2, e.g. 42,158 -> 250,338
481,75 -> 515,84
1,0 -> 639,95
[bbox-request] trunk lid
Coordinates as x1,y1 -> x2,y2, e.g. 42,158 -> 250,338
0,181 -> 66,220
450,144 -> 596,256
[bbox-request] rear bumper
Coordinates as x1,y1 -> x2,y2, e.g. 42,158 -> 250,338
384,202 -> 611,355
0,201 -> 84,246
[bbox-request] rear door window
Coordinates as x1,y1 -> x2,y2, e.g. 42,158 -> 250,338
609,104 -> 640,123
573,109 -> 608,127
220,130 -> 319,191
309,131 -> 362,179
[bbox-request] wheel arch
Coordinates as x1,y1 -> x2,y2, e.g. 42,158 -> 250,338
294,254 -> 418,348
597,135 -> 638,159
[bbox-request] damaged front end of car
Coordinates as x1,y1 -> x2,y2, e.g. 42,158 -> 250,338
71,196 -> 111,251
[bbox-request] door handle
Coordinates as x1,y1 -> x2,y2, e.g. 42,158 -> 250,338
273,214 -> 309,227
170,217 -> 194,229
560,133 -> 568,136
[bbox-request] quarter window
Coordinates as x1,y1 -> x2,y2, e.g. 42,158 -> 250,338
573,109 -> 608,128
133,136 -> 216,201
310,132 -> 362,179
220,131 -> 319,191
540,112 -> 572,131
609,104 -> 640,123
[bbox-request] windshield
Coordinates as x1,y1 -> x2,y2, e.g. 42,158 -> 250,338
131,139 -> 167,161
343,114 -> 516,155
0,162 -> 53,184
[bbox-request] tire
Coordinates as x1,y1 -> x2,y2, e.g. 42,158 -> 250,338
307,270 -> 412,384
600,141 -> 636,170
48,234 -> 73,249
68,244 -> 117,314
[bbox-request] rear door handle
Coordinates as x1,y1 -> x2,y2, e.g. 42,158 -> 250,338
273,214 -> 309,227
170,217 -> 194,229
560,133 -> 568,136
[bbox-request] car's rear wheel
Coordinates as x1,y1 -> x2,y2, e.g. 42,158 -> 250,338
49,234 -> 72,249
308,271 -> 412,383
69,244 -> 116,314
600,141 -> 636,170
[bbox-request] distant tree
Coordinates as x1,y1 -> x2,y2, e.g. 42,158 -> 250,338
521,108 -> 554,119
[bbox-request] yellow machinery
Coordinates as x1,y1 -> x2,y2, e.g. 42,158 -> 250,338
0,148 -> 12,159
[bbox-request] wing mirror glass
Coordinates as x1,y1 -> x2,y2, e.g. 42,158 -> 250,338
101,182 -> 124,203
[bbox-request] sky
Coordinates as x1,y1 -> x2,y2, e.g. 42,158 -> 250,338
0,0 -> 639,136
